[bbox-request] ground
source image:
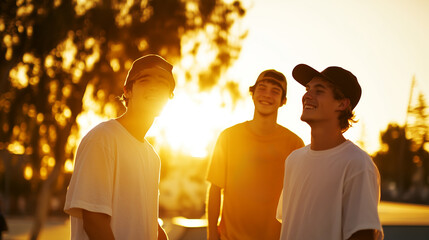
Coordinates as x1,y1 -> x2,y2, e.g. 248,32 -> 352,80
3,216 -> 206,240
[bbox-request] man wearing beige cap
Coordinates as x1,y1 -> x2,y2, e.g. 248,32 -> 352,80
64,54 -> 174,240
206,70 -> 304,240
277,64 -> 383,240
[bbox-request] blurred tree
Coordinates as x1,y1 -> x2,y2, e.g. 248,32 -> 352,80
373,124 -> 413,200
405,93 -> 429,203
374,93 -> 429,203
0,0 -> 246,239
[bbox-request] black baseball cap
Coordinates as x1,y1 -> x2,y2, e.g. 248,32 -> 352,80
124,54 -> 175,93
292,64 -> 361,109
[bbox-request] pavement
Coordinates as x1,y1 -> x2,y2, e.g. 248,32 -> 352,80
2,216 -> 206,240
3,216 -> 70,240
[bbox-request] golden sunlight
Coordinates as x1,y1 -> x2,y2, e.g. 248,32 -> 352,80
9,62 -> 29,89
145,27 -> 253,158
7,141 -> 25,155
172,216 -> 207,228
61,33 -> 77,70
75,84 -> 117,147
64,159 -> 74,173
74,0 -> 99,16
149,88 -> 250,158
40,167 -> 48,180
24,164 -> 33,180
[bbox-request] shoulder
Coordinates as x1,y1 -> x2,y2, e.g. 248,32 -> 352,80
288,144 -> 310,158
219,122 -> 248,136
342,141 -> 377,173
343,141 -> 372,162
74,120 -> 119,161
80,120 -> 119,144
277,125 -> 304,145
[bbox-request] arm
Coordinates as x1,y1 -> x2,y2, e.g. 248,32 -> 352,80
207,183 -> 222,240
82,210 -> 115,240
158,223 -> 168,240
348,229 -> 376,240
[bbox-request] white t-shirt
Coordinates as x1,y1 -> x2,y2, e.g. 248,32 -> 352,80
277,140 -> 383,240
64,119 -> 160,240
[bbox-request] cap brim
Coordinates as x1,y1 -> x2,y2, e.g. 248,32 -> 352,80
292,64 -> 324,86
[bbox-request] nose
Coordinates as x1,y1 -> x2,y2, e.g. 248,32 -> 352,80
257,88 -> 270,99
302,91 -> 312,102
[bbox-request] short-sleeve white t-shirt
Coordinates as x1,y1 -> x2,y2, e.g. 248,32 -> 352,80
64,119 -> 160,240
277,140 -> 383,240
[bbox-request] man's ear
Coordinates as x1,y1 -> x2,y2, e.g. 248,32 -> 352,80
123,86 -> 131,99
337,98 -> 350,111
281,97 -> 287,107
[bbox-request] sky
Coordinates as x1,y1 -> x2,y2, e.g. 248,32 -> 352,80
223,0 -> 429,154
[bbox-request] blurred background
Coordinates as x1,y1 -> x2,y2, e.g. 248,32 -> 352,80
0,0 -> 428,239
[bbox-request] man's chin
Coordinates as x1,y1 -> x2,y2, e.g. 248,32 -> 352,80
136,107 -> 164,119
300,115 -> 312,124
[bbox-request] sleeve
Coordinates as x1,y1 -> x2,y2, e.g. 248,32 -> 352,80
342,161 -> 384,240
64,131 -> 115,218
206,131 -> 228,188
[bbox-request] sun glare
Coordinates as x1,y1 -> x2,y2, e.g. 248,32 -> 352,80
172,216 -> 207,228
148,87 -> 250,158
76,84 -> 115,142
145,27 -> 254,158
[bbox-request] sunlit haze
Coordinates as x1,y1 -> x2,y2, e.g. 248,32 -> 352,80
79,0 -> 429,158
222,0 -> 429,154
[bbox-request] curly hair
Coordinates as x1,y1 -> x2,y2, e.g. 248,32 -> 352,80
331,84 -> 358,132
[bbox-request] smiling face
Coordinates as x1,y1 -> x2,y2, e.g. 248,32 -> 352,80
252,80 -> 286,116
124,67 -> 171,117
301,77 -> 348,127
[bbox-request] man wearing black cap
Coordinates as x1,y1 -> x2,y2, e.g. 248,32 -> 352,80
207,70 -> 304,240
64,54 -> 174,240
277,64 -> 383,240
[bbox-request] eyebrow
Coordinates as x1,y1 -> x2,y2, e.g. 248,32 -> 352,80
271,86 -> 282,91
257,81 -> 282,90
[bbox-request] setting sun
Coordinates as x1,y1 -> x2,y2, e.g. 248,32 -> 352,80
149,87 -> 251,158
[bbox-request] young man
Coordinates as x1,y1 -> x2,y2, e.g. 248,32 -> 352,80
64,54 -> 174,240
206,70 -> 304,240
277,64 -> 383,240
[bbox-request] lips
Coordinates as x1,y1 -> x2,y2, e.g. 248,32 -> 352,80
303,101 -> 317,109
259,100 -> 272,105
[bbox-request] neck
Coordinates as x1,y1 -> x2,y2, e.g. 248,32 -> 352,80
249,111 -> 279,135
309,122 -> 346,151
117,110 -> 154,142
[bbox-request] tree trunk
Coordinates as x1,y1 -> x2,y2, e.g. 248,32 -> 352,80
29,167 -> 59,240
29,124 -> 72,240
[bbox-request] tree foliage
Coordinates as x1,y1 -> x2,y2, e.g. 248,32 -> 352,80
373,94 -> 429,204
408,93 -> 428,146
0,0 -> 246,238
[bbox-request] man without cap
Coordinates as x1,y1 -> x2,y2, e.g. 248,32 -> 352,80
206,70 -> 304,240
277,64 -> 383,240
64,54 -> 174,240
